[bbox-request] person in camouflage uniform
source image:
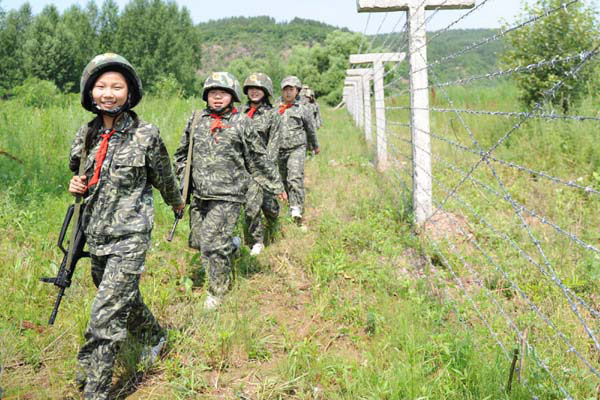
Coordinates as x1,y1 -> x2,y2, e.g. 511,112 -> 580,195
173,72 -> 285,309
276,76 -> 319,222
242,73 -> 285,255
304,89 -> 323,129
68,53 -> 184,400
298,84 -> 310,106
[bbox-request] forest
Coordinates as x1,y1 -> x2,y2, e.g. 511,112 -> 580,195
0,0 -> 502,105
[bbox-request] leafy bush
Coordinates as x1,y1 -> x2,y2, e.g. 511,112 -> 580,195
501,0 -> 599,111
152,73 -> 183,98
11,77 -> 61,107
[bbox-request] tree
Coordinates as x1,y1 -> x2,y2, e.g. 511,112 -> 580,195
96,0 -> 119,52
502,0 -> 599,111
22,5 -> 83,91
114,0 -> 201,96
0,3 -> 32,96
285,30 -> 367,105
62,4 -> 98,87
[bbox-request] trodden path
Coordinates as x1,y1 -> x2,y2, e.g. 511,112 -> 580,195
120,109 -> 379,399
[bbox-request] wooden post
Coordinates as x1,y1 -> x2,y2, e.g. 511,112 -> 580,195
507,348 -> 519,392
517,329 -> 528,383
350,53 -> 405,172
347,68 -> 373,144
357,0 -> 474,224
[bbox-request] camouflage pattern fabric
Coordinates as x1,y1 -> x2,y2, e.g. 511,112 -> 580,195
244,178 -> 280,245
242,102 -> 282,164
188,199 -> 241,296
175,106 -> 283,296
274,98 -> 318,151
70,111 -> 183,258
202,71 -> 242,102
77,253 -> 164,400
242,102 -> 283,245
303,89 -> 322,129
278,144 -> 306,212
245,179 -> 264,243
69,110 -> 180,399
243,72 -> 274,97
173,107 -> 284,204
280,75 -> 302,89
313,101 -> 323,129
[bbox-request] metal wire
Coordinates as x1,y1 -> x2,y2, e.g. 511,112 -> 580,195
383,0 -> 581,89
388,126 -> 600,321
386,105 -> 600,122
347,0 -> 600,396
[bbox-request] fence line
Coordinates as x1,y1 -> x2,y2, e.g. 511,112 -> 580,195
346,0 -> 600,396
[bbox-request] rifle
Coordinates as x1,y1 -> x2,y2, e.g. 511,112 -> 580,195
41,203 -> 89,325
167,112 -> 196,242
42,145 -> 89,325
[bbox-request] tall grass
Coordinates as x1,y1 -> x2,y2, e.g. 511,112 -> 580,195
386,81 -> 600,398
0,90 -> 595,398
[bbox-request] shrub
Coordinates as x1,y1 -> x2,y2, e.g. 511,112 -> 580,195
11,77 -> 61,107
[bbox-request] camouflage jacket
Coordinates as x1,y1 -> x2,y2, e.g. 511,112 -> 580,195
274,97 -> 318,150
173,107 -> 284,203
311,101 -> 323,129
242,102 -> 282,163
69,111 -> 183,257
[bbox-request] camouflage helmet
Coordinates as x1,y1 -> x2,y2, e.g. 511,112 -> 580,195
243,72 -> 273,98
202,72 -> 242,103
281,75 -> 302,90
80,53 -> 143,113
304,89 -> 315,98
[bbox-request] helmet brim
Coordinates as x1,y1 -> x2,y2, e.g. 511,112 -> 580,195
203,86 -> 240,103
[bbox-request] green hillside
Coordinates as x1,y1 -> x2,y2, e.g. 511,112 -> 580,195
370,28 -> 504,83
0,0 -> 504,103
196,16 -> 349,75
199,18 -> 502,83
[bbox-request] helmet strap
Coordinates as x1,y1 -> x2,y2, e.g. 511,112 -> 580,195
208,103 -> 233,115
91,92 -> 131,116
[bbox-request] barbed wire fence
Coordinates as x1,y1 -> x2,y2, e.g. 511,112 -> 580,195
345,0 -> 600,398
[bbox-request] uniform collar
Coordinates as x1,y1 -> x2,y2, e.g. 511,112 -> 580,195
203,106 -> 237,119
97,111 -> 134,134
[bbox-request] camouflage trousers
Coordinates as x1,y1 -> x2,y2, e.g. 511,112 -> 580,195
245,179 -> 280,245
189,198 -> 241,297
77,253 -> 163,400
278,145 -> 306,212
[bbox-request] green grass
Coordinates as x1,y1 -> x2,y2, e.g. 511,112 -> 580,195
0,91 -> 597,398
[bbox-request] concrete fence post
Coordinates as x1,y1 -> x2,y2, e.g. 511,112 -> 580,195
356,0 -> 474,224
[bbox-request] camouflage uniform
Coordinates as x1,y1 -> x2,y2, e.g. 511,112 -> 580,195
298,85 -> 310,106
174,72 -> 283,297
69,54 -> 183,400
242,73 -> 283,245
277,76 -> 318,215
305,89 -> 323,129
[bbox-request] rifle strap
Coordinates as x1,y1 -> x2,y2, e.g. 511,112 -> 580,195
181,111 -> 199,206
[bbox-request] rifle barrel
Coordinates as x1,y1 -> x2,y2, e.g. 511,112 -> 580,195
167,217 -> 180,242
48,287 -> 65,325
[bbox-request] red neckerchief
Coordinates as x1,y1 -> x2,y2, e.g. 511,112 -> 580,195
86,129 -> 116,190
247,106 -> 258,119
208,107 -> 237,143
278,103 -> 293,115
